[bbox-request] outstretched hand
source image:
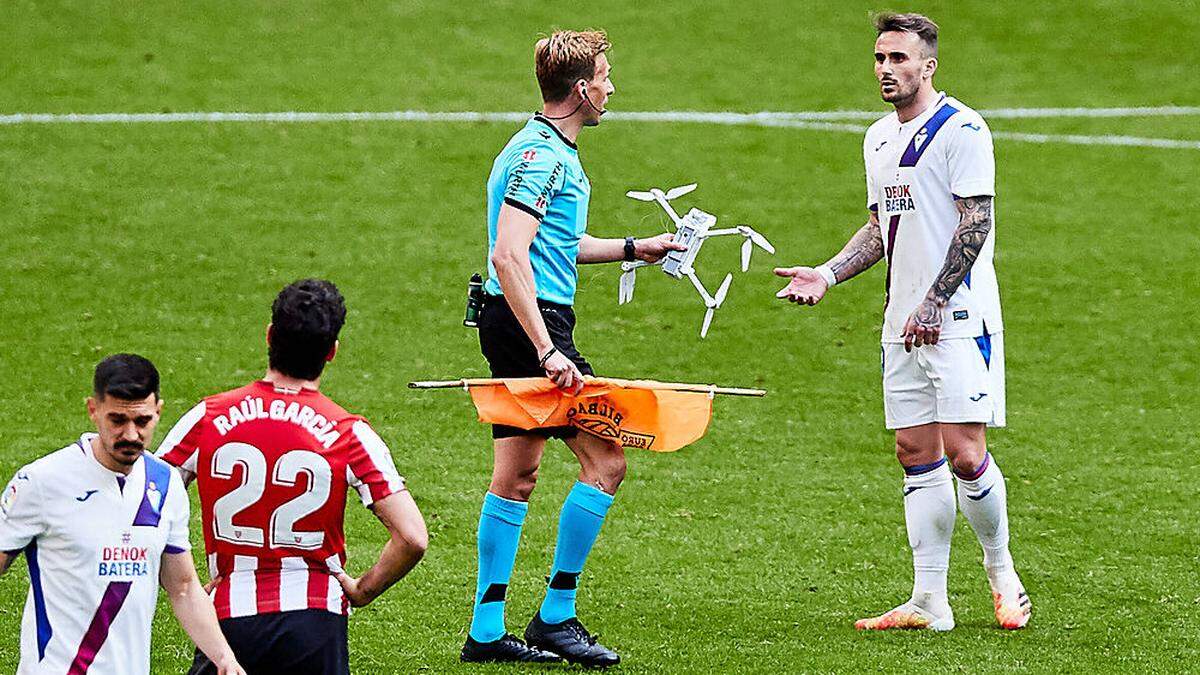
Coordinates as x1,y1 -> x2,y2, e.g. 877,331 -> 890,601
634,233 -> 687,262
774,267 -> 829,306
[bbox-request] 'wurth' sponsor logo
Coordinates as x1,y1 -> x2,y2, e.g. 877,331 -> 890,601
534,161 -> 564,212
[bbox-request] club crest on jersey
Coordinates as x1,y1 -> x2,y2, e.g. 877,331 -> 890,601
522,149 -> 538,161
146,482 -> 162,514
884,184 -> 916,212
913,128 -> 929,150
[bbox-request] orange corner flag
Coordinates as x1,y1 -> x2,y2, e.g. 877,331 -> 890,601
466,377 -> 716,452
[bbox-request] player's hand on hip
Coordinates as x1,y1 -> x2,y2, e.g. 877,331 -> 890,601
202,575 -> 224,595
773,267 -> 828,305
336,572 -> 375,608
903,297 -> 943,352
215,657 -> 246,675
542,350 -> 585,395
634,233 -> 687,262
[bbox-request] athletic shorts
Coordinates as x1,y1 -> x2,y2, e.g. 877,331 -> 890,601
478,294 -> 594,439
186,609 -> 349,675
882,330 -> 1006,430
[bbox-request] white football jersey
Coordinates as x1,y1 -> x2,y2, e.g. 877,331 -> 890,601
863,92 -> 1003,342
0,433 -> 191,675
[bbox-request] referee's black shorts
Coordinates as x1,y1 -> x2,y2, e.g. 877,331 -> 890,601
187,609 -> 348,675
478,293 -> 593,439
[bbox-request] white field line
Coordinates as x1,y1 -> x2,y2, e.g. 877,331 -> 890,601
1,108 -> 1197,150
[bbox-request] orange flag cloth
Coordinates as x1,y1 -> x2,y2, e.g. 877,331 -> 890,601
467,377 -> 713,452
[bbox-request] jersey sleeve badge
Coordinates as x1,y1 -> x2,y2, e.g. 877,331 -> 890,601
0,481 -> 18,517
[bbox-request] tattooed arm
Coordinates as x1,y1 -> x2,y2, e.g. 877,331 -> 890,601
775,211 -> 883,305
827,211 -> 885,283
902,195 -> 994,350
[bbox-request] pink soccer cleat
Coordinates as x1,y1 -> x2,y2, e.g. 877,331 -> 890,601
991,582 -> 1032,629
854,601 -> 955,632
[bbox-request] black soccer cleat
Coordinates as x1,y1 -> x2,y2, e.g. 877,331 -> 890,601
460,633 -> 562,664
524,613 -> 620,668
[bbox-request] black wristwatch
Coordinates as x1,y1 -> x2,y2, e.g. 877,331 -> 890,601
623,236 -> 637,262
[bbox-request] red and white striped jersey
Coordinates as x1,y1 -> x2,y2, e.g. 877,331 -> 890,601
155,380 -> 405,619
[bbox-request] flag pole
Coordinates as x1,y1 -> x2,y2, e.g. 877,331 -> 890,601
407,377 -> 766,397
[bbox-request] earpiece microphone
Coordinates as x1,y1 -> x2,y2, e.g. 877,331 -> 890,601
542,84 -> 605,120
582,89 -> 607,116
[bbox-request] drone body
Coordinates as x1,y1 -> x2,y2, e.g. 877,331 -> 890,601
619,184 -> 774,338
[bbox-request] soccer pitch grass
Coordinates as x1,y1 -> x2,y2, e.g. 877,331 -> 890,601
1,1 -> 1197,672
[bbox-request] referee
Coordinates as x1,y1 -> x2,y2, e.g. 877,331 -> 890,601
461,30 -> 683,667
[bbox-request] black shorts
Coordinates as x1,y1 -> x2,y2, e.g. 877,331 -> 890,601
478,294 -> 593,439
187,609 -> 349,675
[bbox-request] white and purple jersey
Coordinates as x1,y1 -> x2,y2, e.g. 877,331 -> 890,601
863,92 -> 1003,343
0,433 -> 190,674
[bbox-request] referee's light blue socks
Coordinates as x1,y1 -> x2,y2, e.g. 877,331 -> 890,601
469,492 -> 528,642
539,481 -> 615,624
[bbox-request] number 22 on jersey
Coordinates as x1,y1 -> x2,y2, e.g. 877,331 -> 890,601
210,442 -> 332,551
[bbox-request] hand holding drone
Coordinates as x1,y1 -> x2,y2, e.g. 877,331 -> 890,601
619,183 -> 775,338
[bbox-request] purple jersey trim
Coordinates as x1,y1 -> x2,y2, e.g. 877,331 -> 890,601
26,541 -> 53,660
884,214 -> 901,308
898,103 -> 960,168
67,581 -> 133,674
132,454 -> 171,527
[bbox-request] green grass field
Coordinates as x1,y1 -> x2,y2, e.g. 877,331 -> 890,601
1,1 -> 1198,672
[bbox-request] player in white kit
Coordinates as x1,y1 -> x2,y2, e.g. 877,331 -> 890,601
775,13 -> 1030,631
0,354 -> 243,674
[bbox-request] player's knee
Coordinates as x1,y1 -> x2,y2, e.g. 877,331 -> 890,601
491,466 -> 539,501
894,437 -> 927,465
594,452 -> 626,491
946,445 -> 986,476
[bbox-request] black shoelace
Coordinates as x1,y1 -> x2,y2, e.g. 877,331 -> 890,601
564,619 -> 600,646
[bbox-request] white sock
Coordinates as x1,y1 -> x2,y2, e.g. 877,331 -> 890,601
903,459 -> 955,616
955,453 -> 1017,590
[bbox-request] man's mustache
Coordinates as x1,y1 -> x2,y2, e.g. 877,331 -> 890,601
114,441 -> 144,451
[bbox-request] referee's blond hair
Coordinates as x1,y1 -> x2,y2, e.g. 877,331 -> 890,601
534,30 -> 610,103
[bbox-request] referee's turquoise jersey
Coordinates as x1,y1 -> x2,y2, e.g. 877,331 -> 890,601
484,114 -> 590,306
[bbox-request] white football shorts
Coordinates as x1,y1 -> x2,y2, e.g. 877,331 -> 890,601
882,331 -> 1005,429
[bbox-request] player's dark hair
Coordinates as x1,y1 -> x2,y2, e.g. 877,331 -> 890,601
268,278 -> 347,381
873,12 -> 939,57
93,353 -> 160,401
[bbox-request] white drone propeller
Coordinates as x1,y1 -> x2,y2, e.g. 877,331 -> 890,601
618,262 -> 637,304
626,183 -> 696,202
736,225 -> 776,271
664,183 -> 697,200
700,273 -> 734,338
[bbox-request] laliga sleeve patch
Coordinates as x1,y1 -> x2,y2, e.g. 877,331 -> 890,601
1,479 -> 20,518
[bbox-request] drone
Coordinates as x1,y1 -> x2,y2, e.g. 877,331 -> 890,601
618,183 -> 774,338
